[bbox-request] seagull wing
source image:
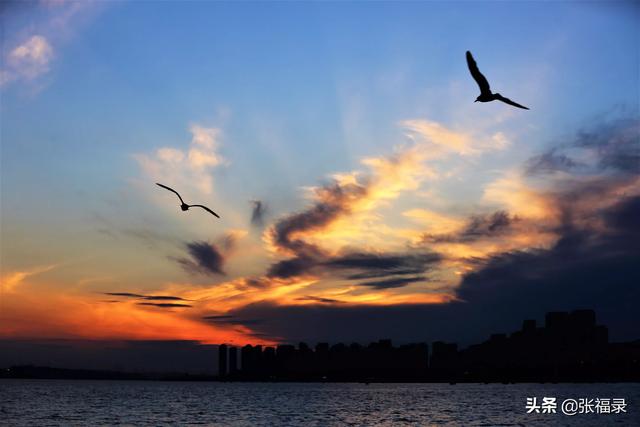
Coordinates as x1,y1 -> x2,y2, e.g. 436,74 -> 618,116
189,204 -> 220,218
466,51 -> 492,96
156,183 -> 186,204
494,94 -> 529,110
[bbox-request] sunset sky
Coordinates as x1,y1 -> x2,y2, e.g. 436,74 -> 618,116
1,1 -> 638,348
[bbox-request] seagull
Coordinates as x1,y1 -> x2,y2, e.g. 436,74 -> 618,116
156,183 -> 220,218
466,51 -> 529,110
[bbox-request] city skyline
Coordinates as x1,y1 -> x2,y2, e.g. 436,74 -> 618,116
3,309 -> 638,382
1,1 -> 639,348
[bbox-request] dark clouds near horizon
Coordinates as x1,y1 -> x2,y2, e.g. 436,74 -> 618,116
222,117 -> 640,346
226,192 -> 640,345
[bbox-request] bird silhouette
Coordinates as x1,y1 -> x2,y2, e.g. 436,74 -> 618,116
466,51 -> 529,110
156,183 -> 220,218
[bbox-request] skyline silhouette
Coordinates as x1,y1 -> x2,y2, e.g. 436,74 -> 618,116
5,308 -> 637,383
213,309 -> 639,383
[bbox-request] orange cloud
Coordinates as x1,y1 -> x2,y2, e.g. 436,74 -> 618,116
1,264 -> 57,293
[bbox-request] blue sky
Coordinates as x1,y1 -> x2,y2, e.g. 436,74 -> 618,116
1,1 -> 638,343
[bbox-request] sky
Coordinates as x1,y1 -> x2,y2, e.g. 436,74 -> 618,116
1,1 -> 639,353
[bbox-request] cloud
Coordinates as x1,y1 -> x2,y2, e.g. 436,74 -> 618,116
223,193 -> 640,345
250,200 -> 267,228
401,120 -> 510,156
269,181 -> 368,258
261,118 -> 513,289
527,117 -> 639,175
135,125 -> 226,196
358,275 -> 427,290
201,315 -> 263,326
267,256 -> 316,279
403,209 -> 465,235
1,35 -> 54,86
103,292 -> 190,302
295,296 -> 345,304
202,315 -> 235,320
1,1 -> 100,88
213,115 -> 640,345
424,211 -> 517,243
482,171 -> 553,219
103,292 -> 145,298
525,149 -> 579,175
262,124 -> 453,282
323,252 -> 441,280
574,117 -> 639,173
137,302 -> 192,308
176,241 -> 227,276
174,119 -> 510,316
1,264 -> 57,293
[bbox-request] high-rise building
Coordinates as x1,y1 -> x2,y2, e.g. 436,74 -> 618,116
229,347 -> 238,374
218,344 -> 228,378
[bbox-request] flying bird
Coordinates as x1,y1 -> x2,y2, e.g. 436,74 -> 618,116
156,183 -> 220,218
466,51 -> 529,110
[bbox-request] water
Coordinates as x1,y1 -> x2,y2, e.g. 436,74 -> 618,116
0,380 -> 637,426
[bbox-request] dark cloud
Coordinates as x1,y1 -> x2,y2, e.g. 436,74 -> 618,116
232,196 -> 640,344
176,241 -> 226,276
263,178 -> 440,282
604,194 -> 640,231
425,211 -> 516,243
202,315 -> 235,320
525,150 -> 579,175
143,295 -> 191,301
267,256 -> 316,279
227,196 -> 639,344
243,278 -> 271,289
267,250 -> 441,289
202,315 -> 263,326
324,253 -> 439,278
263,172 -> 443,286
220,232 -> 238,253
250,200 -> 267,228
527,117 -> 639,175
358,275 -> 427,289
103,293 -> 190,302
574,117 -> 639,173
223,117 -> 640,346
270,181 -> 368,259
104,292 -> 145,298
137,302 -> 192,308
296,296 -> 345,304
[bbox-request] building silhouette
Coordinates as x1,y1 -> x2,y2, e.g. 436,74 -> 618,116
3,309 -> 637,382
228,346 -> 238,375
216,309 -> 639,382
218,344 -> 227,378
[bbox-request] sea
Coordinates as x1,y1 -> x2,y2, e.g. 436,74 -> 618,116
0,380 -> 637,426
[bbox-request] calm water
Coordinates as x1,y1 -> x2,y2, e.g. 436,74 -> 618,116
0,380 -> 637,426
